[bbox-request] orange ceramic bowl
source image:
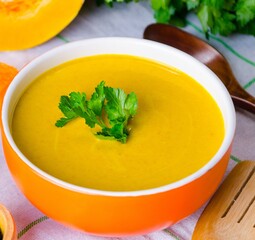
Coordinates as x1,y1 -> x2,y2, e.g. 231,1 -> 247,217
0,38 -> 236,237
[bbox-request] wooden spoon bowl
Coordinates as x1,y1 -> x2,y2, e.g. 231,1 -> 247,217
192,161 -> 255,239
144,23 -> 255,114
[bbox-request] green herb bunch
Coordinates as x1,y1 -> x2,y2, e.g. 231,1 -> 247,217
55,81 -> 138,143
97,0 -> 255,37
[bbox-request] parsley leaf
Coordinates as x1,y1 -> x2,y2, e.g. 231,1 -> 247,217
55,81 -> 138,143
236,0 -> 255,27
98,0 -> 255,37
185,0 -> 199,10
55,95 -> 80,127
239,19 -> 255,36
125,92 -> 138,117
104,86 -> 127,125
87,81 -> 105,116
197,2 -> 236,36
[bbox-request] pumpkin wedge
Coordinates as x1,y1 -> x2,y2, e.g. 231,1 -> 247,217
0,0 -> 84,50
0,204 -> 17,240
0,62 -> 18,112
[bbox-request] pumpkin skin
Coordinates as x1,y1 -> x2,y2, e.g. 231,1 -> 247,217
0,0 -> 84,50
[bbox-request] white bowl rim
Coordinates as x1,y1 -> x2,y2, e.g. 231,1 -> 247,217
1,37 -> 236,197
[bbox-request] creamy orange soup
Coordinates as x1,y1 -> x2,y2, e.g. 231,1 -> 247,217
12,55 -> 224,191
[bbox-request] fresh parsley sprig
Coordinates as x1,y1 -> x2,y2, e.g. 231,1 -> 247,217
97,0 -> 255,37
55,81 -> 138,143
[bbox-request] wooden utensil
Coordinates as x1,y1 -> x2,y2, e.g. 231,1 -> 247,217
192,161 -> 255,239
144,23 -> 255,114
0,204 -> 17,240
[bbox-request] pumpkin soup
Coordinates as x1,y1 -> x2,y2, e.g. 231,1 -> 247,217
12,55 -> 224,191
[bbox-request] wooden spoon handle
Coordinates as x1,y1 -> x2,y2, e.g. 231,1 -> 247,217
205,55 -> 255,113
207,58 -> 255,114
144,24 -> 255,114
232,96 -> 255,114
228,80 -> 255,113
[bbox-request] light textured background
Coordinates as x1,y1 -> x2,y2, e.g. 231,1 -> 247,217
0,1 -> 255,239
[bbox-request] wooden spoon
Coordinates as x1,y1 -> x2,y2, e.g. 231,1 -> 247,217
192,161 -> 255,239
144,23 -> 255,114
0,204 -> 17,240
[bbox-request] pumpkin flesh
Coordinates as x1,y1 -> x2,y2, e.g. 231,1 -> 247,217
0,0 -> 84,50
